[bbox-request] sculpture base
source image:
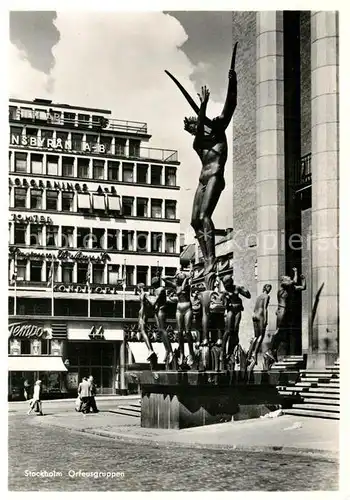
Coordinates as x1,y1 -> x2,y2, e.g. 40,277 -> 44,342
125,370 -> 300,429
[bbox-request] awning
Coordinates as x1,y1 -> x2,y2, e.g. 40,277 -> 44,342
8,356 -> 68,372
127,342 -> 189,363
108,196 -> 121,211
92,194 -> 106,211
77,193 -> 91,209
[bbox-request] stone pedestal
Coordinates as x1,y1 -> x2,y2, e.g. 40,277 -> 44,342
125,370 -> 299,429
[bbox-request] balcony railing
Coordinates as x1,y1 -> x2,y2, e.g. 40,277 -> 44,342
9,135 -> 178,164
294,153 -> 312,190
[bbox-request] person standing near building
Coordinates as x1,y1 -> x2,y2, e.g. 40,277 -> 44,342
77,376 -> 91,414
88,375 -> 99,413
23,378 -> 31,401
27,380 -> 43,416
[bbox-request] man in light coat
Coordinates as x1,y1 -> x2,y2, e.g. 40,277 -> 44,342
88,375 -> 99,413
77,377 -> 91,414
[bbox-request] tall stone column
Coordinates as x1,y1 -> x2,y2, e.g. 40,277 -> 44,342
256,12 -> 285,345
309,11 -> 339,368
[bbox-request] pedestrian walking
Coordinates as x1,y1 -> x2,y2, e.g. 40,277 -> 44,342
27,380 -> 43,416
77,377 -> 91,414
23,379 -> 31,401
88,375 -> 99,413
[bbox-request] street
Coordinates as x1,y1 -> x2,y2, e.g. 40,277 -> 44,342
8,410 -> 338,491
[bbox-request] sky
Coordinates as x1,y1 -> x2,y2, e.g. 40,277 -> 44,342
9,11 -> 234,243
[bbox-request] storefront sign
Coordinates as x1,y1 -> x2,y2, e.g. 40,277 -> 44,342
9,177 -> 117,195
11,134 -> 107,153
89,325 -> 104,340
9,322 -> 47,339
54,283 -> 121,294
9,246 -> 110,264
10,214 -> 53,225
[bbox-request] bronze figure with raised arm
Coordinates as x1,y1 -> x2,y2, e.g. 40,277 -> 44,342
246,284 -> 272,371
165,43 -> 238,289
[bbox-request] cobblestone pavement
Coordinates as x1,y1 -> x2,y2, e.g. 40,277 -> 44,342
8,414 -> 338,491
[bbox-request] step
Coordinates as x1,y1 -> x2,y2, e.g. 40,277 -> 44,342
295,382 -> 316,387
277,386 -> 305,392
301,391 -> 340,399
300,370 -> 336,375
329,379 -> 340,383
292,403 -> 339,413
325,366 -> 340,371
317,383 -> 340,389
127,403 -> 141,409
108,409 -> 140,418
300,377 -> 332,383
301,398 -> 340,406
278,390 -> 302,397
283,408 -> 340,420
118,406 -> 141,413
309,386 -> 340,394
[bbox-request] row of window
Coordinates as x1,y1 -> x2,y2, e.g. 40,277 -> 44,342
10,187 -> 177,218
10,260 -> 177,287
11,225 -> 178,253
9,151 -> 177,185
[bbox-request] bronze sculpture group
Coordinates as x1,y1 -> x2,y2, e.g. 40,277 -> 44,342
133,43 -> 306,372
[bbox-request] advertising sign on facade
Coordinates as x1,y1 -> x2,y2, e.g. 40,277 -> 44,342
8,322 -> 47,339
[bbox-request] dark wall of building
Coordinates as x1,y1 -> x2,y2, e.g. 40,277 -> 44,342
300,11 -> 311,157
231,11 -> 257,348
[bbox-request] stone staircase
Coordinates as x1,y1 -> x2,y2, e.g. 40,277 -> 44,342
278,360 -> 340,420
108,401 -> 141,418
270,354 -> 307,371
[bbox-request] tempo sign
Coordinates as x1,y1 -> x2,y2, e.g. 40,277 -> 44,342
9,322 -> 47,339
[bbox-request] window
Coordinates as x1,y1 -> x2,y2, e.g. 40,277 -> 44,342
165,167 -> 177,186
77,193 -> 91,211
30,189 -> 42,209
10,126 -> 22,140
136,164 -> 148,184
165,233 -> 177,254
115,138 -> 126,156
72,133 -> 83,151
136,266 -> 148,286
86,134 -> 98,151
107,229 -> 119,250
14,153 -> 27,173
136,198 -> 148,217
151,199 -> 163,218
93,264 -> 104,284
122,230 -> 134,251
61,226 -> 74,248
129,140 -> 140,157
136,232 -> 148,253
92,194 -> 106,211
125,266 -> 134,286
122,197 -> 134,216
30,225 -> 43,246
100,136 -> 112,154
78,113 -> 90,126
108,265 -> 120,285
92,228 -> 104,249
77,228 -> 90,249
78,158 -> 90,178
62,157 -> 74,177
93,160 -> 104,180
26,127 -> 38,138
77,263 -> 88,284
165,267 -> 177,277
41,129 -> 54,141
151,266 -> 163,280
108,196 -> 121,212
14,224 -> 26,245
46,261 -> 59,283
14,188 -> 27,208
46,191 -> 58,211
122,163 -> 134,183
165,200 -> 177,219
21,340 -> 31,355
61,263 -> 73,283
30,153 -> 43,174
17,260 -> 27,280
47,155 -> 58,175
151,232 -> 162,253
62,192 -> 74,212
151,165 -> 162,185
30,261 -> 42,282
64,112 -> 76,125
108,161 -> 119,181
56,131 -> 68,146
41,339 -> 50,355
46,226 -> 59,247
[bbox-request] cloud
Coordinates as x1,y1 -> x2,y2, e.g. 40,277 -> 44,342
8,11 -> 233,243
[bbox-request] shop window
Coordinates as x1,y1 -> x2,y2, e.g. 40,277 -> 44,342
125,266 -> 134,286
136,198 -> 148,217
30,225 -> 43,246
122,163 -> 134,183
61,226 -> 74,248
136,232 -> 148,253
165,233 -> 177,254
78,158 -> 90,178
165,200 -> 177,219
151,232 -> 162,253
92,228 -> 105,249
165,166 -> 177,186
46,225 -> 59,247
125,301 -> 139,318
62,192 -> 74,212
62,157 -> 74,177
93,264 -> 104,284
93,160 -> 105,180
122,230 -> 134,251
31,153 -> 43,174
77,263 -> 88,284
151,199 -> 162,218
115,138 -> 126,156
14,224 -> 26,245
107,229 -> 119,250
77,227 -> 90,249
122,196 -> 134,216
136,266 -> 148,286
129,140 -> 140,157
17,260 -> 27,280
108,264 -> 120,285
30,189 -> 43,209
47,155 -> 58,176
21,339 -> 31,355
46,191 -> 58,211
108,161 -> 119,181
14,152 -> 27,173
72,133 -> 83,151
61,263 -> 74,283
100,136 -> 112,154
151,165 -> 162,185
14,188 -> 27,208
30,261 -> 42,282
136,164 -> 148,184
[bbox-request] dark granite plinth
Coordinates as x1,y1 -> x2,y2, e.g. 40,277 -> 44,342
125,370 -> 300,429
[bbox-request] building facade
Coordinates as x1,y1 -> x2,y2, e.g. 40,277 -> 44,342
8,98 -> 180,398
231,11 -> 339,368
